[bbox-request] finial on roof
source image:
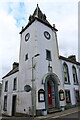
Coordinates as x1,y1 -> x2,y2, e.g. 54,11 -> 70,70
22,26 -> 24,30
36,4 -> 39,17
28,4 -> 52,28
37,4 -> 38,7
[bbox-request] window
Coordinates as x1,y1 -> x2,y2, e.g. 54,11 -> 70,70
63,63 -> 70,84
38,89 -> 45,102
46,50 -> 51,61
65,90 -> 71,104
25,54 -> 28,61
72,66 -> 78,84
5,81 -> 8,92
4,96 -> 7,111
75,90 -> 79,103
13,78 -> 17,90
59,89 -> 65,101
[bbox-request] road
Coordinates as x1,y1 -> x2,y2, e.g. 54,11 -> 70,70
1,111 -> 80,120
60,111 -> 79,118
1,107 -> 80,120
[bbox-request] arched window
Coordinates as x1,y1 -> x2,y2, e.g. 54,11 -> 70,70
72,66 -> 78,84
63,63 -> 70,84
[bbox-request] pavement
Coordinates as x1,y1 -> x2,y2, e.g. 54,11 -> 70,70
1,106 -> 80,120
37,106 -> 80,119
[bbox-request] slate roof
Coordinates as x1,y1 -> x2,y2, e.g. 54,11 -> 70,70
59,55 -> 80,66
32,4 -> 50,25
2,63 -> 19,79
20,4 -> 58,34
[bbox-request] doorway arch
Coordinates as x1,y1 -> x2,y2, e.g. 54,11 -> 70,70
42,73 -> 60,112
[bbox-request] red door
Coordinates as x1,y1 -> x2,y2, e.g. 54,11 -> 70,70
48,83 -> 52,105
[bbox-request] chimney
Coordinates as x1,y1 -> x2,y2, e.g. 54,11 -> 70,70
13,62 -> 19,69
68,55 -> 76,62
22,26 -> 24,30
29,15 -> 34,22
53,24 -> 55,28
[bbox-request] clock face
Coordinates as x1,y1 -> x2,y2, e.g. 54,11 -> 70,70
25,33 -> 30,41
44,31 -> 51,40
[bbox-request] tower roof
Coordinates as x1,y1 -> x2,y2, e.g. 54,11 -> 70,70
20,4 -> 58,34
32,4 -> 50,25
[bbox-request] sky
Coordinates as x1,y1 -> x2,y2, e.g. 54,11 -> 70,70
0,0 -> 79,81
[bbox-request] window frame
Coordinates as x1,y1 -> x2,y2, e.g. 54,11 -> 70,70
13,78 -> 17,90
25,54 -> 28,61
65,90 -> 71,104
46,49 -> 52,61
72,66 -> 78,85
75,90 -> 79,103
4,96 -> 7,111
63,63 -> 70,84
5,81 -> 8,92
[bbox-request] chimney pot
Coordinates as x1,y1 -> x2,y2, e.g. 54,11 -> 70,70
53,24 -> 55,28
13,62 -> 19,69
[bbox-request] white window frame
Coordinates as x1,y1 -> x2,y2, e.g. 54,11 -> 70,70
13,78 -> 17,90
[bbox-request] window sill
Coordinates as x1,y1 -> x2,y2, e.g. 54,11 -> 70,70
74,83 -> 79,85
46,58 -> 52,61
66,101 -> 71,103
4,90 -> 8,92
64,82 -> 71,85
13,89 -> 17,91
3,108 -> 7,111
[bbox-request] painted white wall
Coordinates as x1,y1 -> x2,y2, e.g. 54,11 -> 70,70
35,21 -> 64,109
2,18 -> 80,116
19,21 -> 38,114
61,60 -> 80,106
1,71 -> 18,116
19,20 -> 64,111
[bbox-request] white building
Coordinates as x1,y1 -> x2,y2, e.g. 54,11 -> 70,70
1,5 -> 80,116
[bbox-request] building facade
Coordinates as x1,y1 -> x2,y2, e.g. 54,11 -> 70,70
1,5 -> 80,116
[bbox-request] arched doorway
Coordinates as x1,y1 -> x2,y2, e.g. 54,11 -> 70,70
42,73 -> 60,112
47,80 -> 55,108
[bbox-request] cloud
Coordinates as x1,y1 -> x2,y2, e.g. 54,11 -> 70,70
0,1 -> 78,80
0,3 -> 20,80
7,2 -> 27,27
0,0 -> 79,3
43,2 -> 78,58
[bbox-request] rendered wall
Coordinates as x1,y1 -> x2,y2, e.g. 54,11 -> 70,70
1,72 -> 18,116
61,60 -> 79,106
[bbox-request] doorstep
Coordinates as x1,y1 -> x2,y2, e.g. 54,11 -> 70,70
48,107 -> 62,114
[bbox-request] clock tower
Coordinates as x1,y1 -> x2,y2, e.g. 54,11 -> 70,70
18,4 -> 63,116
